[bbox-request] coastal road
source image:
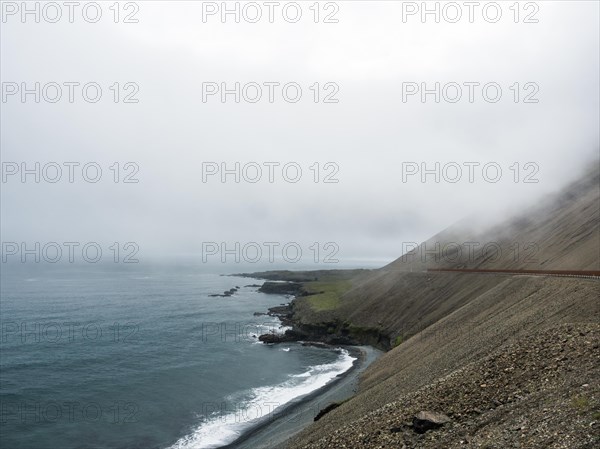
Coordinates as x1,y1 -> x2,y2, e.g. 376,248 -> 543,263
426,268 -> 600,279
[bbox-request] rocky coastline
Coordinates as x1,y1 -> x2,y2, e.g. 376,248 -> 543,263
237,274 -> 385,347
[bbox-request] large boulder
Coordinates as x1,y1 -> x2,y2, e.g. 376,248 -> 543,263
412,411 -> 451,434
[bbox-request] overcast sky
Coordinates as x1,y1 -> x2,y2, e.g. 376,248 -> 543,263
1,1 -> 599,268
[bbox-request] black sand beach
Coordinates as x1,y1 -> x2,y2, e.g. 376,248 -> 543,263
223,345 -> 383,449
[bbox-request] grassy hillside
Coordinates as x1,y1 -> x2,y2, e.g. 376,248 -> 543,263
303,279 -> 353,312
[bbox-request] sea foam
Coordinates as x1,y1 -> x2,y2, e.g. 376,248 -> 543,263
168,348 -> 356,449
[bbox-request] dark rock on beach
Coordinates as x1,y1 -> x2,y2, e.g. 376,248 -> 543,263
314,403 -> 342,422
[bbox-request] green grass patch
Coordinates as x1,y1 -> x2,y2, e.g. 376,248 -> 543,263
393,335 -> 404,347
304,280 -> 352,312
571,395 -> 590,410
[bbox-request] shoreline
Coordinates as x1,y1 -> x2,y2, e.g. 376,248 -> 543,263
220,273 -> 384,448
222,344 -> 383,449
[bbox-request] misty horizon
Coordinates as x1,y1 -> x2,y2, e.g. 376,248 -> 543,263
2,1 -> 599,266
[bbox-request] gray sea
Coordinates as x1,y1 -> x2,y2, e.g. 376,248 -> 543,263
0,262 -> 357,449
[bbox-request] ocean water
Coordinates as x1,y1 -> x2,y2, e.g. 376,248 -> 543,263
0,263 -> 355,449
